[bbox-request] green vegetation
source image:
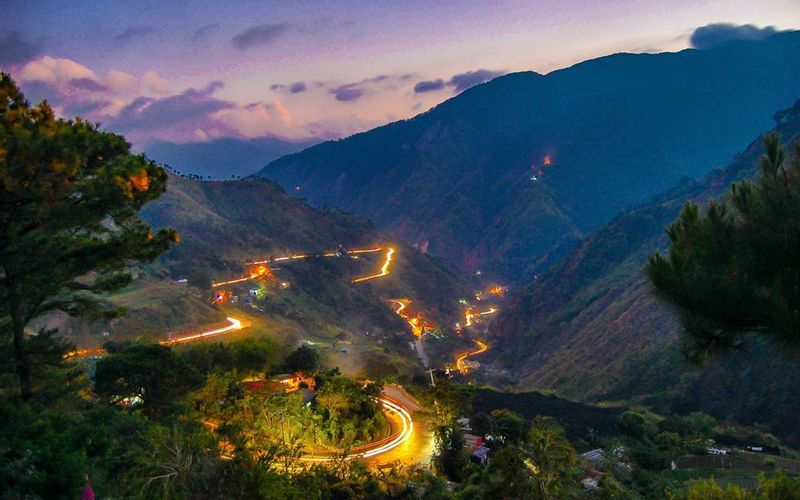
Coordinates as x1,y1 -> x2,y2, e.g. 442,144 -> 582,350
675,474 -> 800,499
648,133 -> 800,361
0,74 -> 176,399
285,344 -> 321,373
314,371 -> 387,448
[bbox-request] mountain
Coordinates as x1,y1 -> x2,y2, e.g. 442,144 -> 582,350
52,172 -> 469,380
144,136 -> 317,179
489,99 -> 800,445
259,31 -> 800,281
134,174 -> 469,377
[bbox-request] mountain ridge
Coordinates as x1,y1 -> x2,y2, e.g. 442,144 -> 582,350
258,31 -> 800,281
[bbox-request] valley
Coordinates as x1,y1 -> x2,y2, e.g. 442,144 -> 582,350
5,15 -> 800,497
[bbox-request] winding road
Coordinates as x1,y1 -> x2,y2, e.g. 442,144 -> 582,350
213,246 -> 386,288
455,339 -> 489,374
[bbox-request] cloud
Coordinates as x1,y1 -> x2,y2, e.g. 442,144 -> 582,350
109,80 -> 232,133
192,23 -> 219,43
328,75 -> 390,102
448,69 -> 504,92
232,23 -> 290,50
690,23 -> 779,50
20,56 -> 146,101
143,70 -> 171,95
106,69 -> 137,95
20,55 -> 99,86
210,97 -> 313,140
0,32 -> 42,66
329,83 -> 364,102
62,98 -> 112,117
114,26 -> 156,45
270,81 -> 308,94
413,79 -> 446,93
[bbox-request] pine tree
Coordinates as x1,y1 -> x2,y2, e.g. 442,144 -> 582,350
647,132 -> 800,362
0,74 -> 177,399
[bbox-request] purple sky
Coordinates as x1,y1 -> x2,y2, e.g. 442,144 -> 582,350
2,0 -> 798,146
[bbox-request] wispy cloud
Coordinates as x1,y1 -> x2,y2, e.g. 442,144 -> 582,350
232,23 -> 290,50
413,69 -> 504,95
328,75 -> 390,102
192,23 -> 219,43
413,79 -> 445,93
270,81 -> 308,94
114,26 -> 156,45
448,69 -> 504,92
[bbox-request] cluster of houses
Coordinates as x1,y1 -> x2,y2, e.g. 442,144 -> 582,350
457,417 -> 491,466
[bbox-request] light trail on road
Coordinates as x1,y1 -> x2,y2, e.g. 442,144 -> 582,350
64,317 -> 246,359
455,339 -> 489,374
464,306 -> 498,327
215,246 -> 387,287
161,317 -> 243,344
246,246 -> 382,265
352,248 -> 395,283
389,298 -> 424,337
300,397 -> 414,462
212,275 -> 256,288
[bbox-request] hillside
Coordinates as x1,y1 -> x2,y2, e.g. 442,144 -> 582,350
259,31 -> 800,281
54,174 -> 470,379
490,99 -> 800,445
144,136 -> 317,179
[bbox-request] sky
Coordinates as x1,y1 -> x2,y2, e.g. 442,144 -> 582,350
2,0 -> 799,146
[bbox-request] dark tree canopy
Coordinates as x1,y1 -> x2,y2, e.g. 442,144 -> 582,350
284,345 -> 320,373
647,133 -> 800,362
94,343 -> 202,419
0,74 -> 176,398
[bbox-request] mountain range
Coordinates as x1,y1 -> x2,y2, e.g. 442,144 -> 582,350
258,31 -> 800,281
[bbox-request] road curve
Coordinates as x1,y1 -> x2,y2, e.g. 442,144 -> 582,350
64,316 -> 247,359
300,397 -> 414,462
455,339 -> 489,374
